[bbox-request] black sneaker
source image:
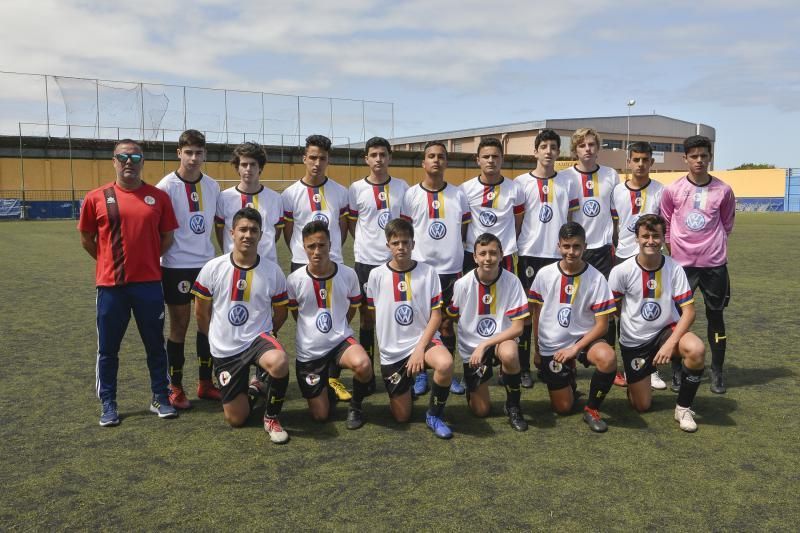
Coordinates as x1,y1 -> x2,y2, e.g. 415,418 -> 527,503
504,405 -> 528,432
670,372 -> 682,393
346,407 -> 365,430
520,370 -> 534,389
710,369 -> 727,394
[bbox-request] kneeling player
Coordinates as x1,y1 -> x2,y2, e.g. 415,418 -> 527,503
448,233 -> 530,431
529,222 -> 617,432
192,208 -> 291,444
609,214 -> 706,432
366,218 -> 455,439
287,221 -> 374,429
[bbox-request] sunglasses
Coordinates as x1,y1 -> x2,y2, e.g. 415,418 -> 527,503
114,153 -> 143,164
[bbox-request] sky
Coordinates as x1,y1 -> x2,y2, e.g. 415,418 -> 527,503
1,0 -> 798,169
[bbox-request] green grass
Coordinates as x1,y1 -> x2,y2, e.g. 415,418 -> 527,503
1,213 -> 799,530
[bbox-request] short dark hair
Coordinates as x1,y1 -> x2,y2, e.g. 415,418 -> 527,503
305,134 -> 332,153
635,213 -> 666,236
384,217 -> 414,241
477,137 -> 503,156
365,136 -> 392,154
534,129 -> 561,151
232,207 -> 262,230
558,221 -> 586,242
683,135 -> 712,155
474,232 -> 503,252
628,141 -> 653,158
114,139 -> 142,152
302,220 -> 331,241
230,142 -> 267,169
423,140 -> 447,156
178,129 -> 206,149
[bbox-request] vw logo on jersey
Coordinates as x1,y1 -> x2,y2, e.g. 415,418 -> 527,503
305,373 -> 321,386
685,211 -> 706,231
479,211 -> 497,227
428,221 -> 447,240
477,317 -> 497,337
631,357 -> 647,371
378,211 -> 390,229
189,214 -> 206,234
582,199 -> 601,217
312,212 -> 330,226
626,215 -> 639,233
395,304 -> 414,325
539,204 -> 553,223
549,360 -> 563,373
640,302 -> 662,321
228,304 -> 249,326
557,307 -> 571,328
316,311 -> 333,333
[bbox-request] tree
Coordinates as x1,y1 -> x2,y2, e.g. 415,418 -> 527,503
732,163 -> 775,170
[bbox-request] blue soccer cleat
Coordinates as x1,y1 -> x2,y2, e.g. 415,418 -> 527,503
426,413 -> 453,439
99,400 -> 120,427
150,395 -> 179,419
449,376 -> 465,395
413,371 -> 429,397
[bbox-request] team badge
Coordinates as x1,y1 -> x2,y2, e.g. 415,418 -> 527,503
557,307 -> 571,328
378,211 -> 390,229
312,212 -> 330,226
640,302 -> 661,321
236,279 -> 247,290
305,373 -> 321,386
564,284 -> 575,296
316,311 -> 333,333
431,200 -> 441,210
474,364 -> 488,378
634,196 -> 644,207
228,304 -> 249,326
388,371 -> 402,385
395,304 -> 413,325
219,371 -> 232,387
685,211 -> 706,231
106,197 -> 116,204
477,317 -> 497,337
646,279 -> 658,290
144,196 -> 155,205
539,204 -> 553,223
479,211 -> 497,227
312,193 -> 322,203
245,202 -> 254,208
397,280 -> 407,292
541,184 -> 549,194
549,360 -> 563,373
486,190 -> 496,201
525,266 -> 534,278
582,199 -> 600,217
631,358 -> 647,371
481,293 -> 493,305
428,221 -> 447,240
177,280 -> 191,294
189,214 -> 206,234
191,191 -> 199,202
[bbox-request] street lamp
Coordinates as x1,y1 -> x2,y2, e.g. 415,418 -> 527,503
626,99 -> 636,154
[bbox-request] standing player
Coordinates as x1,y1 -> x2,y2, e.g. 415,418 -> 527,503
281,134 -> 351,400
611,141 -> 666,389
514,129 -> 579,388
216,142 -> 284,264
79,139 -> 179,426
400,141 -> 471,397
156,129 -> 222,409
192,208 -> 291,444
528,222 -> 618,433
348,137 -> 409,388
660,135 -> 735,394
366,218 -> 455,439
447,233 -> 530,431
287,221 -> 374,429
609,214 -> 706,432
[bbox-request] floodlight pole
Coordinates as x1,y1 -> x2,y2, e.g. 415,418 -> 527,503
626,99 -> 636,153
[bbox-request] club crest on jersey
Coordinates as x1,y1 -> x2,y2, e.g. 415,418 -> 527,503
189,214 -> 206,234
106,197 -> 116,204
178,281 -> 191,294
378,191 -> 387,202
557,307 -> 571,328
685,211 -> 706,231
479,211 -> 497,227
312,193 -> 322,203
631,357 -> 647,371
378,211 -> 390,229
388,371 -> 402,385
477,317 -> 497,337
144,196 -> 155,205
549,360 -> 563,373
539,204 -> 553,223
305,373 -> 321,386
395,304 -> 413,325
228,304 -> 249,326
646,279 -> 658,290
245,202 -> 254,208
316,311 -> 333,333
219,371 -> 232,387
312,212 -> 330,226
431,200 -> 441,210
640,302 -> 661,321
564,284 -> 575,296
428,221 -> 447,240
481,293 -> 493,305
525,266 -> 534,278
236,279 -> 247,291
582,199 -> 600,217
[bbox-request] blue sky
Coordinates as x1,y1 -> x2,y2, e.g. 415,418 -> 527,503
1,0 -> 798,169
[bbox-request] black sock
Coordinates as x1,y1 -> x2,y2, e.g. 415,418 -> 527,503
359,328 -> 375,362
503,372 -> 522,408
441,334 -> 456,357
264,374 -> 289,417
672,358 -> 682,380
605,317 -> 617,348
167,340 -> 185,387
586,369 -> 615,409
706,309 -> 727,372
351,378 -> 370,409
518,325 -> 532,371
197,332 -> 212,381
427,381 -> 450,418
329,358 -> 342,380
677,365 -> 704,408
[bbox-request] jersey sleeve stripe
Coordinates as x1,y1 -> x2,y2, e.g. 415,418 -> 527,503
505,304 -> 528,318
283,210 -> 294,222
348,208 -> 359,220
287,299 -> 298,311
366,296 -> 375,310
527,289 -> 543,304
214,215 -> 225,226
612,290 -> 624,302
272,291 -> 289,305
192,281 -> 212,299
275,217 -> 286,229
673,290 -> 694,306
431,293 -> 443,307
611,208 -> 619,220
446,304 -> 459,318
513,204 -> 525,215
461,212 -> 472,224
591,299 -> 617,315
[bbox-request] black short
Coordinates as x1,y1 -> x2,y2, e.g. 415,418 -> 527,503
613,254 -> 632,266
213,334 -> 283,404
538,339 -> 604,391
462,252 -> 515,275
290,261 -> 306,273
683,265 -> 730,310
620,327 -> 674,384
583,244 -> 613,278
296,337 -> 356,399
380,340 -> 441,398
438,273 -> 461,310
462,345 -> 498,392
354,262 -> 379,300
162,267 -> 202,305
518,256 -> 559,290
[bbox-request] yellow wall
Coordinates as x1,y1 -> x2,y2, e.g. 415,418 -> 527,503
641,168 -> 784,198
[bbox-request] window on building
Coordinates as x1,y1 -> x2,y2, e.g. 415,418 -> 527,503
602,139 -> 623,150
673,144 -> 685,153
453,140 -> 463,153
559,136 -> 572,157
651,142 -> 672,152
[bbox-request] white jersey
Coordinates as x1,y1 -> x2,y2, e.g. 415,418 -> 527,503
366,261 -> 443,365
608,255 -> 694,347
561,165 -> 619,249
287,264 -> 361,362
348,176 -> 409,265
282,177 -> 349,264
400,183 -> 471,275
461,176 -> 524,255
528,262 -> 616,356
612,179 -> 665,259
156,171 -> 220,268
447,269 -> 530,361
191,254 -> 288,358
515,171 -> 579,258
215,185 -> 284,264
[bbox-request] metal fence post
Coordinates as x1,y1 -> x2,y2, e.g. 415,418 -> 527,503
68,124 -> 77,218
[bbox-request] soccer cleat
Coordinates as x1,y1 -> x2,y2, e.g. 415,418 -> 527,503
670,371 -> 682,393
449,377 -> 466,395
99,400 -> 120,427
504,405 -> 529,432
520,370 -> 534,389
412,371 -> 429,397
614,372 -> 627,387
168,384 -> 191,409
425,414 -> 453,439
674,405 -> 698,432
150,396 -> 179,419
710,369 -> 727,394
329,378 -> 352,401
263,416 -> 290,444
582,407 -> 608,433
197,379 -> 222,401
346,407 -> 365,430
651,370 -> 667,391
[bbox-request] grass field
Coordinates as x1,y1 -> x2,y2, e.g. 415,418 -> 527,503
1,213 -> 799,531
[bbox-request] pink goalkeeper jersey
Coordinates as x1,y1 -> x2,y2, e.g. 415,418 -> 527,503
660,176 -> 735,268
